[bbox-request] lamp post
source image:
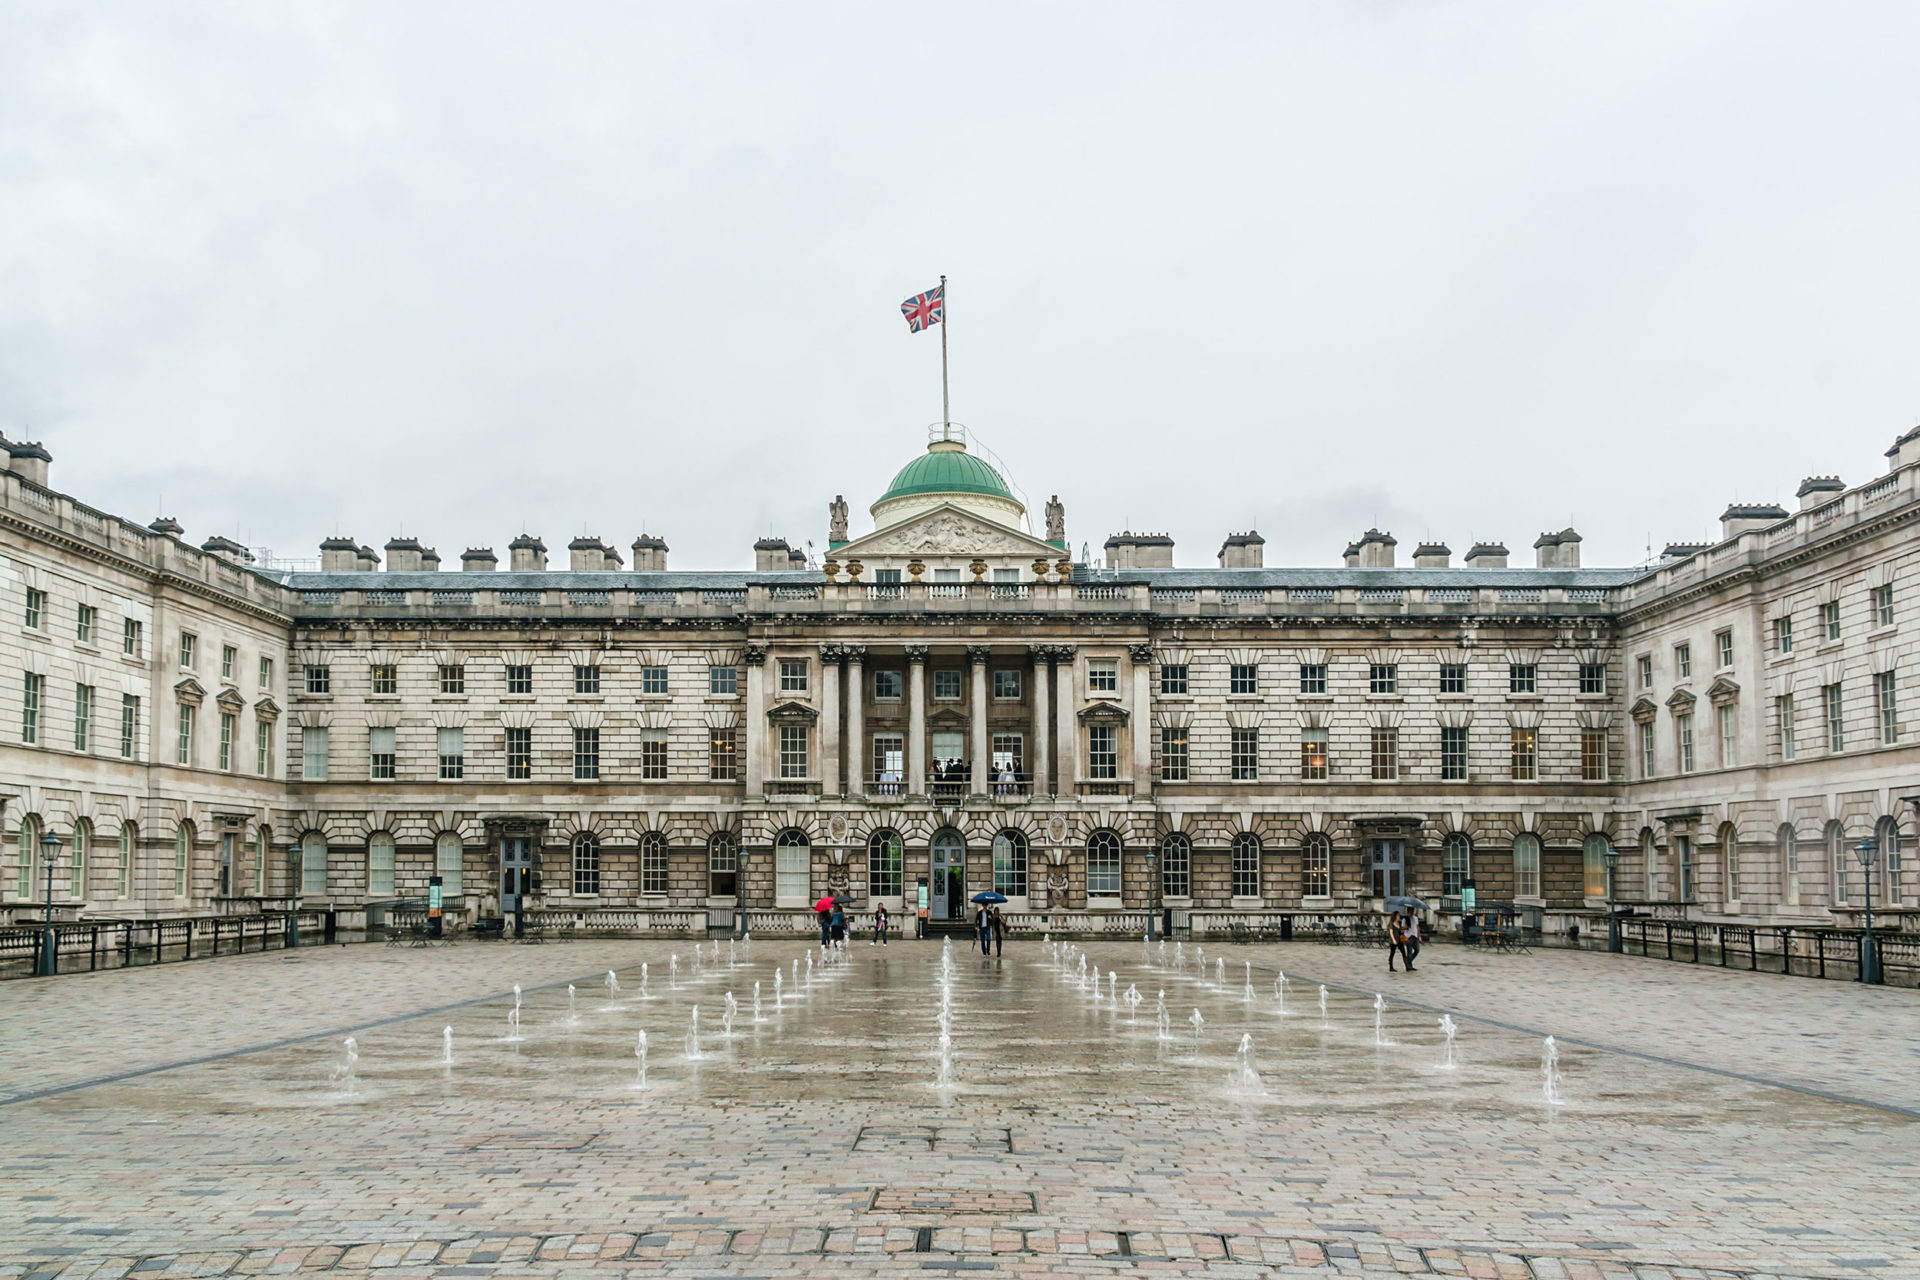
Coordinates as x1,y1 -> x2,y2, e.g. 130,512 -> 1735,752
1604,845 -> 1622,953
1145,846 -> 1159,941
1854,837 -> 1882,985
38,829 -> 62,977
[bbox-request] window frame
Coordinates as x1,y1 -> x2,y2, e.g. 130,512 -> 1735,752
368,725 -> 397,780
1716,630 -> 1734,669
1231,727 -> 1259,781
1157,664 -> 1187,696
505,726 -> 532,779
1441,725 -> 1469,781
571,832 -> 601,896
1508,663 -> 1537,695
708,832 -> 739,898
1441,833 -> 1471,896
1509,727 -> 1537,781
1299,663 -> 1327,695
991,829 -> 1027,898
1159,833 -> 1191,899
708,664 -> 737,696
1301,833 -> 1331,897
640,729 -> 669,780
573,726 -> 601,780
1159,726 -> 1189,781
1088,724 -> 1118,779
777,722 -> 808,779
1676,712 -> 1695,773
993,668 -> 1023,700
1675,643 -> 1691,679
1230,832 -> 1262,899
1368,663 -> 1397,696
1085,831 -> 1122,900
506,664 -> 534,695
1579,663 -> 1606,695
709,727 -> 738,781
1439,663 -> 1467,695
1581,728 -> 1608,781
1228,663 -> 1258,695
439,664 -> 466,695
438,726 -> 465,780
1512,833 -> 1541,899
1299,727 -> 1328,781
778,659 -> 809,694
573,664 -> 601,695
1088,659 -> 1120,694
868,830 -> 904,899
774,830 -> 810,906
640,832 -> 669,896
1369,727 -> 1398,780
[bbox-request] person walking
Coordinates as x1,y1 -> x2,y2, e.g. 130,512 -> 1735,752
829,903 -> 847,949
816,898 -> 833,949
1402,912 -> 1420,971
989,904 -> 1006,956
871,902 -> 889,946
1387,911 -> 1411,972
975,902 -> 993,955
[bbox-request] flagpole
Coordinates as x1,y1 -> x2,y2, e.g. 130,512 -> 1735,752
939,274 -> 950,440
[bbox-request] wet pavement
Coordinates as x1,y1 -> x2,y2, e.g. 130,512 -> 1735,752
1,936 -> 1915,1278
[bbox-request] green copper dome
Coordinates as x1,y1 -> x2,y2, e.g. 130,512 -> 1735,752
878,443 -> 1014,503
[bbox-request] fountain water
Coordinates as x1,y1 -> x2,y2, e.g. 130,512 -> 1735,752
1373,993 -> 1393,1046
1438,1015 -> 1458,1070
723,992 -> 738,1037
1318,985 -> 1329,1028
506,985 -> 524,1041
1189,1008 -> 1205,1053
1195,946 -> 1204,977
1174,941 -> 1184,969
605,970 -> 620,999
1216,957 -> 1227,987
773,968 -> 784,1010
728,938 -> 737,965
670,954 -> 680,984
1156,991 -> 1172,1041
753,981 -> 763,1021
1242,961 -> 1254,1004
686,1007 -> 702,1059
1124,984 -> 1141,1019
640,963 -> 651,998
805,951 -> 814,985
1232,1033 -> 1263,1093
565,984 -> 579,1023
329,1037 -> 359,1091
1542,1037 -> 1564,1105
441,1026 -> 453,1066
1108,971 -> 1118,1003
634,1029 -> 649,1089
1274,971 -> 1289,1015
932,946 -> 958,1090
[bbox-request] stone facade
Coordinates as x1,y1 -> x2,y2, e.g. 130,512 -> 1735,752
3,425 -> 1917,934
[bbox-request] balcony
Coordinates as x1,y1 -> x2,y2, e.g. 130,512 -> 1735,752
767,779 -> 820,798
1077,780 -> 1134,799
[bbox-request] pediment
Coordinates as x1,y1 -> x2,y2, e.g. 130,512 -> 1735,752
1664,687 -> 1696,709
834,504 -> 1059,561
214,687 -> 247,712
253,696 -> 282,721
174,677 -> 207,705
1629,696 -> 1658,722
1706,676 -> 1741,705
1076,701 -> 1131,725
766,699 -> 819,725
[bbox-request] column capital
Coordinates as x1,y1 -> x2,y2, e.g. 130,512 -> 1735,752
841,644 -> 867,663
743,644 -> 768,666
1051,643 -> 1078,662
903,644 -> 930,664
1127,643 -> 1156,665
965,645 -> 993,666
819,643 -> 844,661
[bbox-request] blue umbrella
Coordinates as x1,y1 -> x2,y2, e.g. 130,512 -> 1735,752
971,892 -> 1008,904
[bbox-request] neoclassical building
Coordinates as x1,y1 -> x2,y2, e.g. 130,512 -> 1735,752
3,425 -> 1916,936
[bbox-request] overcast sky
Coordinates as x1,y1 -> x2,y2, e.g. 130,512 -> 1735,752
3,3 -> 1918,573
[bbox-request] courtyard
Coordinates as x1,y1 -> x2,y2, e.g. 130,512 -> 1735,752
1,938 -> 1916,1280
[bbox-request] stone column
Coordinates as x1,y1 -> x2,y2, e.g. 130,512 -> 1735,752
1129,643 -> 1154,792
819,644 -> 842,797
968,645 -> 991,796
843,645 -> 866,798
1030,646 -> 1051,796
743,645 -> 767,800
1055,644 -> 1078,798
905,645 -> 929,797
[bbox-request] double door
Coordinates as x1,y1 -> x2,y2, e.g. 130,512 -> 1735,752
500,837 -> 534,913
930,831 -> 965,920
1370,839 -> 1406,898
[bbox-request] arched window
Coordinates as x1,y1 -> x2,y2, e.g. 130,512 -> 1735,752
71,820 -> 90,899
639,832 -> 669,896
571,832 -> 601,896
255,828 -> 270,896
300,832 -> 328,896
1876,816 -> 1902,905
16,816 -> 38,897
1582,833 -> 1610,900
174,822 -> 193,897
1779,824 -> 1799,907
1231,832 -> 1262,899
1302,832 -> 1331,897
709,831 -> 738,898
1160,833 -> 1191,898
1442,833 -> 1472,896
436,831 -> 464,897
117,824 -> 133,897
992,830 -> 1027,897
774,830 -> 809,905
1718,823 -> 1741,905
868,830 -> 903,899
1827,821 -> 1848,905
1086,831 -> 1122,900
1512,833 -> 1541,899
368,832 -> 396,897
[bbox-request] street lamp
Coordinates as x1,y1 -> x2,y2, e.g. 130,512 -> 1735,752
37,828 -> 62,977
1604,845 -> 1622,953
1854,838 -> 1882,985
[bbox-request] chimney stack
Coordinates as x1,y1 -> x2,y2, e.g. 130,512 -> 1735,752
1464,542 -> 1508,569
1217,531 -> 1264,569
508,534 -> 547,571
630,534 -> 669,571
568,535 -> 607,571
1532,528 -> 1582,568
1886,425 -> 1920,472
200,535 -> 254,565
384,536 -> 424,572
1356,529 -> 1397,569
319,536 -> 359,572
754,536 -> 793,571
4,438 -> 51,487
460,547 -> 497,571
1719,504 -> 1789,541
1796,476 -> 1844,510
150,516 -> 184,539
1412,542 -> 1451,568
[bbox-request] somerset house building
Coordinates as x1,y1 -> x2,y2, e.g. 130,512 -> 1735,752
2,425 -> 1917,938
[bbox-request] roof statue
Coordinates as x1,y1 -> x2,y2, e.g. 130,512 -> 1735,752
828,495 -> 848,544
1045,495 -> 1065,545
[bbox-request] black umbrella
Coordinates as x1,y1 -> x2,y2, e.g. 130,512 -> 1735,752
1384,895 -> 1430,914
972,892 -> 1008,904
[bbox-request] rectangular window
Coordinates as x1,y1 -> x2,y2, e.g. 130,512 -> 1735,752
994,668 -> 1022,699
259,655 -> 273,690
176,703 -> 194,766
1509,663 -> 1536,694
778,723 -> 807,778
1581,729 -> 1608,781
640,665 -> 668,695
1439,663 -> 1467,695
871,733 -> 904,782
1300,663 -> 1327,695
302,726 -> 329,780
1640,720 -> 1656,776
574,664 -> 601,695
1579,663 -> 1606,695
990,732 -> 1023,776
218,711 -> 234,771
1822,600 -> 1841,641
1232,840 -> 1261,899
368,837 -> 395,897
874,669 -> 903,700
439,664 -> 466,694
1231,727 -> 1259,781
1638,655 -> 1654,688
1160,727 -> 1189,781
24,587 -> 45,629
1157,664 -> 1187,696
1441,726 -> 1468,780
76,603 -> 94,644
124,617 -> 142,656
1874,583 -> 1895,628
1299,728 -> 1328,780
438,837 -> 464,897
1369,663 -> 1397,695
778,659 -> 808,693
709,727 -> 739,780
1085,838 -> 1121,899
1089,659 -> 1119,693
1824,682 -> 1844,752
573,727 -> 601,779
1442,839 -> 1470,895
179,632 -> 196,669
641,730 -> 668,780
1877,670 -> 1898,744
1674,643 -> 1691,679
506,664 -> 533,695
1509,728 -> 1537,781
121,694 -> 139,759
1677,835 -> 1694,902
305,665 -> 330,695
1716,630 -> 1734,669
370,663 -> 397,695
256,719 -> 271,775
438,727 -> 465,779
369,726 -> 396,779
22,671 -> 40,744
1779,694 -> 1797,760
1229,663 -> 1258,695
221,644 -> 236,680
1369,728 -> 1398,780
1677,713 -> 1695,773
641,837 -> 669,896
708,664 -> 737,695
506,727 -> 532,779
74,683 -> 92,752
774,842 -> 809,904
1088,725 -> 1118,779
1774,616 -> 1793,654
933,669 -> 962,700
1718,705 -> 1737,766
1302,839 -> 1330,897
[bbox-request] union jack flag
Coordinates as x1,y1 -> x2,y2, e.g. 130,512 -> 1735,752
900,283 -> 944,333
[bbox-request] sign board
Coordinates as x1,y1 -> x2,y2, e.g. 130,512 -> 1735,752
1461,882 -> 1476,912
917,879 -> 930,912
428,875 -> 443,916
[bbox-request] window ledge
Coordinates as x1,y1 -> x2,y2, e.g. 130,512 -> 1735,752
1366,693 -> 1403,701
75,642 -> 101,656
1230,896 -> 1264,908
1506,693 -> 1542,702
1437,692 -> 1472,700
430,696 -> 468,703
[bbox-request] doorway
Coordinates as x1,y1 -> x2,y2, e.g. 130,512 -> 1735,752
1369,839 -> 1405,898
930,830 -> 965,920
501,836 -> 534,914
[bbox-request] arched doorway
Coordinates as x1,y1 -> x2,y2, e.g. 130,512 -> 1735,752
930,830 -> 965,920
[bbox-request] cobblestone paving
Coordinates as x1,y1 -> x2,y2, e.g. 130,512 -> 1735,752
1,938 -> 1915,1279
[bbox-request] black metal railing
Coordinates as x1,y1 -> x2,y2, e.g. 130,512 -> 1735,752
1616,918 -> 1920,986
0,911 -> 324,980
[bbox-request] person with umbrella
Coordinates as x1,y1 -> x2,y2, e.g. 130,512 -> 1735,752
815,895 -> 834,950
1385,895 -> 1428,972
972,892 -> 1007,955
829,898 -> 848,949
